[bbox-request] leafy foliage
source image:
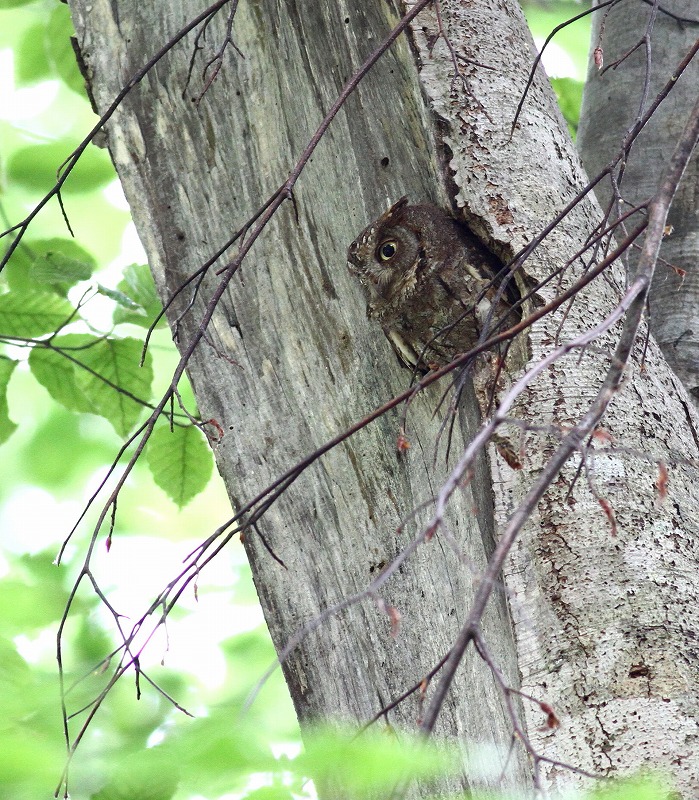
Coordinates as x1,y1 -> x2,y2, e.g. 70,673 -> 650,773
73,336 -> 154,437
45,4 -> 87,95
110,263 -> 168,329
91,748 -> 181,800
28,333 -> 155,436
147,422 -> 213,507
298,727 -> 458,798
0,4 -> 237,797
0,0 -> 37,7
0,290 -> 75,337
28,237 -> 96,295
29,334 -> 100,414
522,0 -> 591,134
591,776 -> 672,800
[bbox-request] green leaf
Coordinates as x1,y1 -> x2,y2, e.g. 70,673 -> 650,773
29,334 -> 94,414
15,22 -> 52,85
167,705 -> 273,793
3,237 -> 96,293
523,2 -> 591,83
0,241 -> 33,292
0,290 -> 75,337
147,423 -> 213,507
0,0 -> 38,7
74,337 -> 153,437
30,335 -> 153,434
0,553 -> 79,636
0,635 -> 65,788
22,407 -> 115,488
32,238 -> 96,270
112,264 -> 166,329
31,252 -> 92,293
46,5 -> 85,96
0,579 -> 65,633
7,140 -> 115,194
98,284 -> 141,310
0,356 -> 18,445
0,636 -> 30,694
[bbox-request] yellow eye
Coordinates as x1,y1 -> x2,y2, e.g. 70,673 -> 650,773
378,240 -> 398,262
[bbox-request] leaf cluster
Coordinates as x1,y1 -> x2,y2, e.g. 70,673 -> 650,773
0,249 -> 212,506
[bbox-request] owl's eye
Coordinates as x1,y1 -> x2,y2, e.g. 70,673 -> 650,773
377,240 -> 398,262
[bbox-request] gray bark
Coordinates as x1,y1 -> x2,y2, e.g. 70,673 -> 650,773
67,0 -> 699,797
68,0 -> 527,795
578,0 -> 699,401
413,2 -> 699,794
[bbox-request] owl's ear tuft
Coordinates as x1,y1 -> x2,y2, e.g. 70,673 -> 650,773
386,196 -> 409,217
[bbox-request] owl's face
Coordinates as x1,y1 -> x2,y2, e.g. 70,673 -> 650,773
347,197 -> 425,316
348,198 -> 516,370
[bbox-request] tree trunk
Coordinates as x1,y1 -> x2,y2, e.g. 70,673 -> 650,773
578,0 -> 699,402
68,0 -> 699,796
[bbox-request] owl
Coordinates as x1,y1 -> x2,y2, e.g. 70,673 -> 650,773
347,197 -> 518,371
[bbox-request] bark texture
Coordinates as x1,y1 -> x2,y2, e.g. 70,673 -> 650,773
578,0 -> 699,402
67,0 -> 527,794
67,0 -> 699,796
410,0 -> 699,793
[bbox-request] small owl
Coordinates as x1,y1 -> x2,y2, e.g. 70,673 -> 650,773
347,197 -> 517,371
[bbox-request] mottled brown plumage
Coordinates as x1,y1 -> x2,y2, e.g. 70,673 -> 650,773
347,197 -> 516,371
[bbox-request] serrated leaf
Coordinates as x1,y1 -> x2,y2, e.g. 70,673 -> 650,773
73,337 -> 153,437
0,356 -> 18,445
0,291 -> 75,337
7,140 -> 114,194
147,424 -> 213,507
30,335 -> 153,432
113,264 -> 165,329
28,334 -> 95,413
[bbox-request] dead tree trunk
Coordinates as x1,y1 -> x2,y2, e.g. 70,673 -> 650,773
68,0 -> 699,796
